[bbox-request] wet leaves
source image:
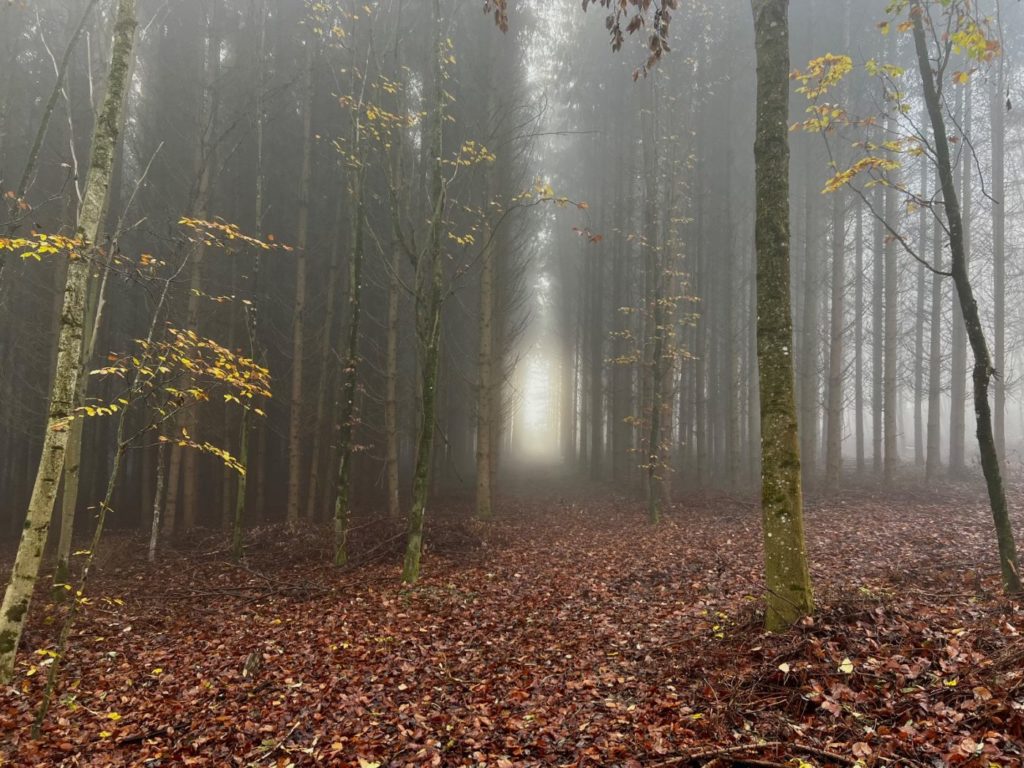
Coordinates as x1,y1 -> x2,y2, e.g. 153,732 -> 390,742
1,484 -> 1023,766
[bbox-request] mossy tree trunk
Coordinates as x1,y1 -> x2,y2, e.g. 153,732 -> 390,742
0,0 -> 136,684
750,0 -> 814,632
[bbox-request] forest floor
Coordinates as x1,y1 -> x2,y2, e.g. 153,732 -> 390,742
2,477 -> 1024,767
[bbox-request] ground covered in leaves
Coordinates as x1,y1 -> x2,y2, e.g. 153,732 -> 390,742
2,481 -> 1024,767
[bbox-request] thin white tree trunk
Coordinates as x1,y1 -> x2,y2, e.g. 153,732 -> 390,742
0,0 -> 136,683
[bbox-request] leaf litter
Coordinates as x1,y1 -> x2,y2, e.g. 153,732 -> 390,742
1,482 -> 1023,767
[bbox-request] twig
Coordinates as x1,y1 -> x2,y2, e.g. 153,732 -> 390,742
645,742 -> 782,767
244,719 -> 301,764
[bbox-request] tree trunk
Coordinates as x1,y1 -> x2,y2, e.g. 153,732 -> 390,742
148,442 -> 166,563
824,189 -> 845,490
883,165 -> 899,484
854,204 -> 865,474
751,0 -> 814,632
332,139 -> 366,566
305,196 -> 344,521
911,3 -> 1021,593
991,53 -> 1006,464
476,205 -> 495,519
926,214 -> 943,479
286,45 -> 315,528
799,154 -> 819,486
913,160 -> 927,467
0,0 -> 136,683
948,85 -> 968,475
402,0 -> 445,585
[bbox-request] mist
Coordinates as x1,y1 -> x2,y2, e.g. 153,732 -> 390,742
2,0 -> 1024,762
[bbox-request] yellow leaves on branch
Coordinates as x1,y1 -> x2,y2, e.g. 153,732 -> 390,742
0,233 -> 81,261
158,434 -> 248,476
792,103 -> 848,134
792,54 -> 853,100
823,156 -> 901,195
77,327 -> 271,466
451,140 -> 496,168
178,217 -> 292,253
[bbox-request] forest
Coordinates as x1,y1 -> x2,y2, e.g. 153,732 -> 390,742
1,0 -> 1024,764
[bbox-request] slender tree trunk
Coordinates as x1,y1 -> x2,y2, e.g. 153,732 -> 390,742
799,154 -> 819,486
332,149 -> 366,566
306,196 -> 344,521
883,173 -> 899,484
825,189 -> 845,490
913,160 -> 928,467
911,4 -> 1020,593
286,45 -> 315,528
148,442 -> 166,563
751,0 -> 813,631
384,255 -> 401,520
476,205 -> 495,520
402,0 -> 445,585
991,53 -> 1006,463
0,0 -> 135,683
236,0 -> 268,548
926,215 -> 943,479
948,85 -> 968,475
854,205 -> 865,474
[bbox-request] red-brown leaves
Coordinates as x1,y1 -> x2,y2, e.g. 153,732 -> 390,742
2,486 -> 1023,765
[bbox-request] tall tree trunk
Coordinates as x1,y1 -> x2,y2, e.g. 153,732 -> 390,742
871,185 -> 884,475
332,131 -> 366,566
799,154 -> 819,486
181,9 -> 220,531
991,52 -> 1006,464
911,4 -> 1020,593
751,0 -> 814,631
286,45 -> 315,528
854,204 -> 865,474
824,190 -> 845,490
883,169 -> 899,484
926,215 -> 943,479
913,160 -> 927,467
0,0 -> 136,683
476,206 -> 495,520
948,84 -> 968,475
402,0 -> 445,585
306,196 -> 344,521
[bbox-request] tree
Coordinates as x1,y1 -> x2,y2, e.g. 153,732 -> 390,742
907,0 -> 1020,593
794,0 -> 1022,594
750,0 -> 814,631
0,0 -> 137,684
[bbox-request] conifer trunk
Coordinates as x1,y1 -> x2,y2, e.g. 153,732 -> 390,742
286,45 -> 315,528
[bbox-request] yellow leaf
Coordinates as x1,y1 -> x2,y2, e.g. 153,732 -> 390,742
838,657 -> 854,674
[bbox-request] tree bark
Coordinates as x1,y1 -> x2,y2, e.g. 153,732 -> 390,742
751,0 -> 814,631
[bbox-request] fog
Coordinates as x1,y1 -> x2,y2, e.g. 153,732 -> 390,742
0,0 -> 1023,557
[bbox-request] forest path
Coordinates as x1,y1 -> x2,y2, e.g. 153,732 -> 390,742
2,483 -> 1023,766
